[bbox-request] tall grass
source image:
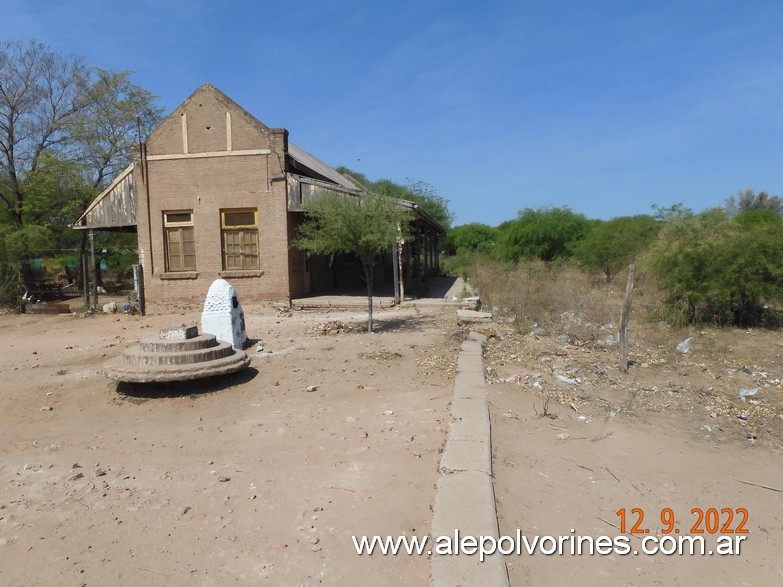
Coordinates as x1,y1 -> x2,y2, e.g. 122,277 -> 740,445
470,257 -> 622,341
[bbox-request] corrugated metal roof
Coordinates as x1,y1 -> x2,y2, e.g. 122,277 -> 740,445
288,143 -> 358,191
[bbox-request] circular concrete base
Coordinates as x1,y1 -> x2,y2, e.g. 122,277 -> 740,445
103,350 -> 250,383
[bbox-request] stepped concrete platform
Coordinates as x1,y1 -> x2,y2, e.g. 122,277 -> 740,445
104,325 -> 250,383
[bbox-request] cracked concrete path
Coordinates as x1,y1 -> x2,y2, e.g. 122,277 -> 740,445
430,331 -> 509,586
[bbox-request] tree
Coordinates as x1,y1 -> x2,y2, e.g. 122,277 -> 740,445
0,39 -> 163,301
441,222 -> 497,278
335,167 -> 453,231
67,68 -> 162,190
496,206 -> 590,263
448,222 -> 497,254
403,179 -> 453,231
294,192 -> 413,333
651,202 -> 693,221
572,215 -> 659,282
725,189 -> 783,217
0,39 -> 89,230
645,208 -> 783,326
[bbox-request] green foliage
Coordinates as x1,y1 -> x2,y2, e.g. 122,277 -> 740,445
441,222 -> 498,279
334,166 -> 371,189
725,189 -> 783,217
0,39 -> 161,303
402,179 -> 454,231
572,215 -> 659,281
98,232 -> 141,282
294,192 -> 413,332
0,223 -> 54,306
22,153 -> 94,242
495,206 -> 591,262
0,262 -> 21,308
67,68 -> 164,189
645,209 -> 783,326
441,250 -> 479,280
0,224 -> 55,264
651,202 -> 693,221
335,167 -> 453,231
448,222 -> 497,254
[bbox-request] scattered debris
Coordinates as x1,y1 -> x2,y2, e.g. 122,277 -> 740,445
309,321 -> 346,335
739,388 -> 759,401
676,337 -> 693,353
556,375 -> 580,385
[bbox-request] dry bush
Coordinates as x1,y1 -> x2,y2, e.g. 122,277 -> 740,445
470,258 -> 625,342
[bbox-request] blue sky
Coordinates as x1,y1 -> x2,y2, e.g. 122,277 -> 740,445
6,0 -> 783,226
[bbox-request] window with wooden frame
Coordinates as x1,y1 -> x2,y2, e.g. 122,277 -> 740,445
221,208 -> 259,270
163,210 -> 196,271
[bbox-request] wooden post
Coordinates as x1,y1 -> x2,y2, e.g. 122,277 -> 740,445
397,223 -> 405,302
619,264 -> 635,372
89,230 -> 98,308
81,245 -> 89,308
391,243 -> 400,304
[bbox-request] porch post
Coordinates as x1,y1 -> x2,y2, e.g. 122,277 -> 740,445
89,230 -> 98,308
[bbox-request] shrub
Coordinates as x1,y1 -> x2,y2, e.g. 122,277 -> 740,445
495,207 -> 591,263
644,209 -> 783,326
571,215 -> 659,282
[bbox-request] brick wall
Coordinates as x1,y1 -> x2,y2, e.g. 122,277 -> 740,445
135,85 -> 294,306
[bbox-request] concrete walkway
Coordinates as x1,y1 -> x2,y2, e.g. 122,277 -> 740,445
429,331 -> 509,586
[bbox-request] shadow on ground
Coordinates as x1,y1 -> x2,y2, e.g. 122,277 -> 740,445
370,313 -> 444,333
114,367 -> 260,399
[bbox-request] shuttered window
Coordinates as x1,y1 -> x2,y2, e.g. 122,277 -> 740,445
164,211 -> 196,271
221,209 -> 259,270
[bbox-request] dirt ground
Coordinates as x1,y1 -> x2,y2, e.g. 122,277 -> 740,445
2,298 -> 783,586
484,321 -> 783,586
0,302 -> 458,586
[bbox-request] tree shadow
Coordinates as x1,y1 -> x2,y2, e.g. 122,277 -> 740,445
371,313 -> 441,333
114,367 -> 259,400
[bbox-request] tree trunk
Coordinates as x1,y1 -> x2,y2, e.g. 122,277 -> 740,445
362,255 -> 374,333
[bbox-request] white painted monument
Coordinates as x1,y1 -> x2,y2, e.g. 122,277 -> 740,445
201,279 -> 247,349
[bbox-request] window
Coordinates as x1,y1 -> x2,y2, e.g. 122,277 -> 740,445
164,211 -> 196,271
221,208 -> 259,270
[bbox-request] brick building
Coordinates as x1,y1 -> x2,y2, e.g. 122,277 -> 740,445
75,84 -> 444,308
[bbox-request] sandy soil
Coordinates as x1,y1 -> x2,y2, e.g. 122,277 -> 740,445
0,302 -> 458,586
485,323 -> 783,586
3,296 -> 783,586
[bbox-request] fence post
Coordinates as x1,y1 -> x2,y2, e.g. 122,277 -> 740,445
619,264 -> 635,373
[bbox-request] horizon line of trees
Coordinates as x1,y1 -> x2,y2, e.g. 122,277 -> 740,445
444,189 -> 783,327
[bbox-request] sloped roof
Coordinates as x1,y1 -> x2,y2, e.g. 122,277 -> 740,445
73,84 -> 363,229
73,165 -> 135,230
287,143 -> 358,190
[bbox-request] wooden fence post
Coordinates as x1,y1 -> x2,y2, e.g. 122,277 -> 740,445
619,264 -> 635,372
